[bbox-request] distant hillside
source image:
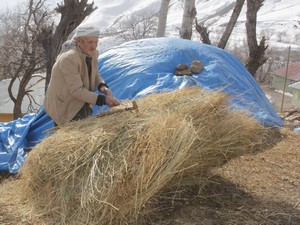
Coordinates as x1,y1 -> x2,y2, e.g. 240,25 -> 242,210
1,0 -> 299,52
83,0 -> 300,51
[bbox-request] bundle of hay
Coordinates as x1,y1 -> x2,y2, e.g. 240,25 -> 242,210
20,88 -> 269,224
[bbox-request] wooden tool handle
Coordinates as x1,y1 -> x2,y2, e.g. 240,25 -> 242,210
98,100 -> 138,117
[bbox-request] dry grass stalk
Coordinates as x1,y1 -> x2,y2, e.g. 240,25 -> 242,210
19,87 -> 269,224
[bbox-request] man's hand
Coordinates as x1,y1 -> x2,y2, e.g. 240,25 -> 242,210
105,95 -> 120,107
100,86 -> 112,96
99,86 -> 120,107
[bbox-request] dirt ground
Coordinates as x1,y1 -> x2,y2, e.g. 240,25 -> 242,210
155,129 -> 300,225
156,86 -> 300,225
0,85 -> 299,225
261,84 -> 294,114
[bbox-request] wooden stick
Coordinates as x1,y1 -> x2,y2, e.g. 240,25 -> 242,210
97,100 -> 138,117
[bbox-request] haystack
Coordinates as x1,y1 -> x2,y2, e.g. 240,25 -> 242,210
19,88 -> 270,224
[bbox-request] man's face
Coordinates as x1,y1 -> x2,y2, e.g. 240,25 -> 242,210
77,37 -> 98,56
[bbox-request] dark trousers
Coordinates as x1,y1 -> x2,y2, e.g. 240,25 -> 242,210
53,103 -> 92,127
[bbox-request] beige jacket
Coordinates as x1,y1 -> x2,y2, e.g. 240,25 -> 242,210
44,46 -> 104,125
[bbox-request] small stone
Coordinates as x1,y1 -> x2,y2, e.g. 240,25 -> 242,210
176,64 -> 189,71
175,69 -> 192,76
190,60 -> 204,74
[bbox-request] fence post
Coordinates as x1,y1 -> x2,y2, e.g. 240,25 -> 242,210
280,46 -> 291,113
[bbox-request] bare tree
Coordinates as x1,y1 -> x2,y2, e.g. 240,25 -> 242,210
39,0 -> 97,91
156,0 -> 170,37
194,0 -> 266,77
259,28 -> 275,40
0,0 -> 49,119
194,0 -> 245,49
115,11 -> 157,42
245,0 -> 267,77
217,0 -> 245,49
194,19 -> 211,45
180,0 -> 197,40
295,32 -> 300,44
0,0 -> 96,119
258,56 -> 273,83
276,31 -> 287,42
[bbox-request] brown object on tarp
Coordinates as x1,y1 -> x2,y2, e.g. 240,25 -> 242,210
175,69 -> 192,76
175,63 -> 192,76
176,64 -> 189,71
175,60 -> 204,76
19,88 -> 269,225
190,59 -> 204,74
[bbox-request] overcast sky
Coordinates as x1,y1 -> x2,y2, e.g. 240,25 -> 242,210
0,0 -> 99,12
0,0 -> 57,12
0,0 -> 21,11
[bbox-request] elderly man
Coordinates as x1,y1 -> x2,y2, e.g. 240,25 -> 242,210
44,25 -> 120,126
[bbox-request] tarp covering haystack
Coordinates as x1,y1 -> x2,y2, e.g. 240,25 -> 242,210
0,37 -> 283,174
19,88 -> 272,224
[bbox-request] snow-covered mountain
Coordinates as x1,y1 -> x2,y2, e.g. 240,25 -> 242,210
81,0 -> 300,52
1,0 -> 299,51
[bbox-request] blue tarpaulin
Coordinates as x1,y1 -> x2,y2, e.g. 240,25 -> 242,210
0,37 -> 283,173
0,109 -> 53,174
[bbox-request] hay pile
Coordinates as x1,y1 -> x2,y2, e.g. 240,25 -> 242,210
20,88 -> 269,224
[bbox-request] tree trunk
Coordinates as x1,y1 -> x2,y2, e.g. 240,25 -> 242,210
180,0 -> 197,40
156,0 -> 170,37
245,0 -> 267,77
218,0 -> 245,49
41,0 -> 97,92
14,81 -> 27,119
195,19 -> 211,45
245,36 -> 268,77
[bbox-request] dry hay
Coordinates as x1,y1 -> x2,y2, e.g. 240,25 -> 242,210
19,87 -> 271,224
